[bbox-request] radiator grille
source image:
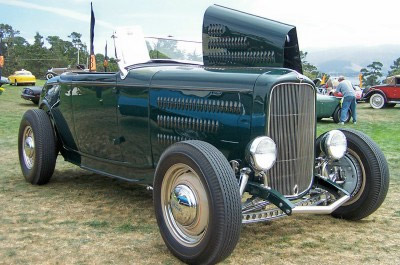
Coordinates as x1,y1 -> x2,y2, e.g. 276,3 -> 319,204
266,83 -> 315,196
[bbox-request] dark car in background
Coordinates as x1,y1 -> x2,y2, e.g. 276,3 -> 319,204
45,64 -> 87,80
1,76 -> 10,87
21,86 -> 42,104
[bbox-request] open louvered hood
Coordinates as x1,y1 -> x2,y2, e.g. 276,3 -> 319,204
202,5 -> 302,74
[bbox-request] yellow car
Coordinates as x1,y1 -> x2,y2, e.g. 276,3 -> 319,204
8,70 -> 36,86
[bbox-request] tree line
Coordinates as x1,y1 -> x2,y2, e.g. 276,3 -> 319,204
0,23 -> 120,78
0,23 -> 202,79
301,51 -> 400,87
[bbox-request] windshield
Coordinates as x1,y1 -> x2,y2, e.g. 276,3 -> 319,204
145,37 -> 202,62
113,26 -> 202,77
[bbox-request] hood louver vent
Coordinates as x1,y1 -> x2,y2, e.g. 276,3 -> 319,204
202,5 -> 302,74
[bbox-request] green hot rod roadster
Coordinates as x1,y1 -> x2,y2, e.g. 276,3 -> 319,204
18,5 -> 389,264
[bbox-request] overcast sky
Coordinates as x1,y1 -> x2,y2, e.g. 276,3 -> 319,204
1,0 -> 399,54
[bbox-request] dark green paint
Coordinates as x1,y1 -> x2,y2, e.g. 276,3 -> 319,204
247,181 -> 294,215
39,4 -> 317,194
149,66 -> 258,164
42,65 -> 311,185
202,5 -> 302,73
314,175 -> 350,196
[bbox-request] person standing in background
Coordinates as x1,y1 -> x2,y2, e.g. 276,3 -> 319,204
336,76 -> 357,125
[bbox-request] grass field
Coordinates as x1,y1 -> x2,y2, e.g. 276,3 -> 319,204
0,81 -> 399,264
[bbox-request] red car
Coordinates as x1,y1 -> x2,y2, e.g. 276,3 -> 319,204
332,85 -> 363,101
325,77 -> 363,101
363,75 -> 400,109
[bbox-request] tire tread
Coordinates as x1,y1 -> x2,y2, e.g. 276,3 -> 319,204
333,129 -> 389,220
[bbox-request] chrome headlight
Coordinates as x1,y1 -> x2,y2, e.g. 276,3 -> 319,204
322,130 -> 347,159
246,136 -> 277,171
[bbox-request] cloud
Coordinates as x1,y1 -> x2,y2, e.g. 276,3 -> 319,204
0,0 -> 113,29
241,0 -> 400,49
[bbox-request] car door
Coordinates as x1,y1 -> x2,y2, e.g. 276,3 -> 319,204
394,77 -> 400,100
116,68 -> 154,170
71,73 -> 123,161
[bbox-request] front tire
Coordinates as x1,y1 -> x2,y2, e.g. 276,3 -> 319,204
318,129 -> 389,220
154,140 -> 241,264
18,109 -> 57,185
370,93 -> 385,109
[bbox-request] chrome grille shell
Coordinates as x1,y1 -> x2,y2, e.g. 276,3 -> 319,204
266,83 -> 315,197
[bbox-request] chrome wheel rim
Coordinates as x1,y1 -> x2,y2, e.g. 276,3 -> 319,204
321,149 -> 366,205
342,149 -> 366,205
371,94 -> 384,109
161,163 -> 209,247
22,126 -> 35,170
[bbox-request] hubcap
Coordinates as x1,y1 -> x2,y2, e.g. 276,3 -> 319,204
22,126 -> 35,169
161,163 -> 209,247
170,184 -> 198,226
371,95 -> 383,108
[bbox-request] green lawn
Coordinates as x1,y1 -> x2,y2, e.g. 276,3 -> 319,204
0,84 -> 399,264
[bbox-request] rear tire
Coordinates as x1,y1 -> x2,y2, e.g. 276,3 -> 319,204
18,109 -> 57,185
333,107 -> 351,123
154,140 -> 241,264
386,103 -> 396,108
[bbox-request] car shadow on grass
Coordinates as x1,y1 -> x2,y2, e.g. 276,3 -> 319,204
47,168 -> 153,205
18,102 -> 37,106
